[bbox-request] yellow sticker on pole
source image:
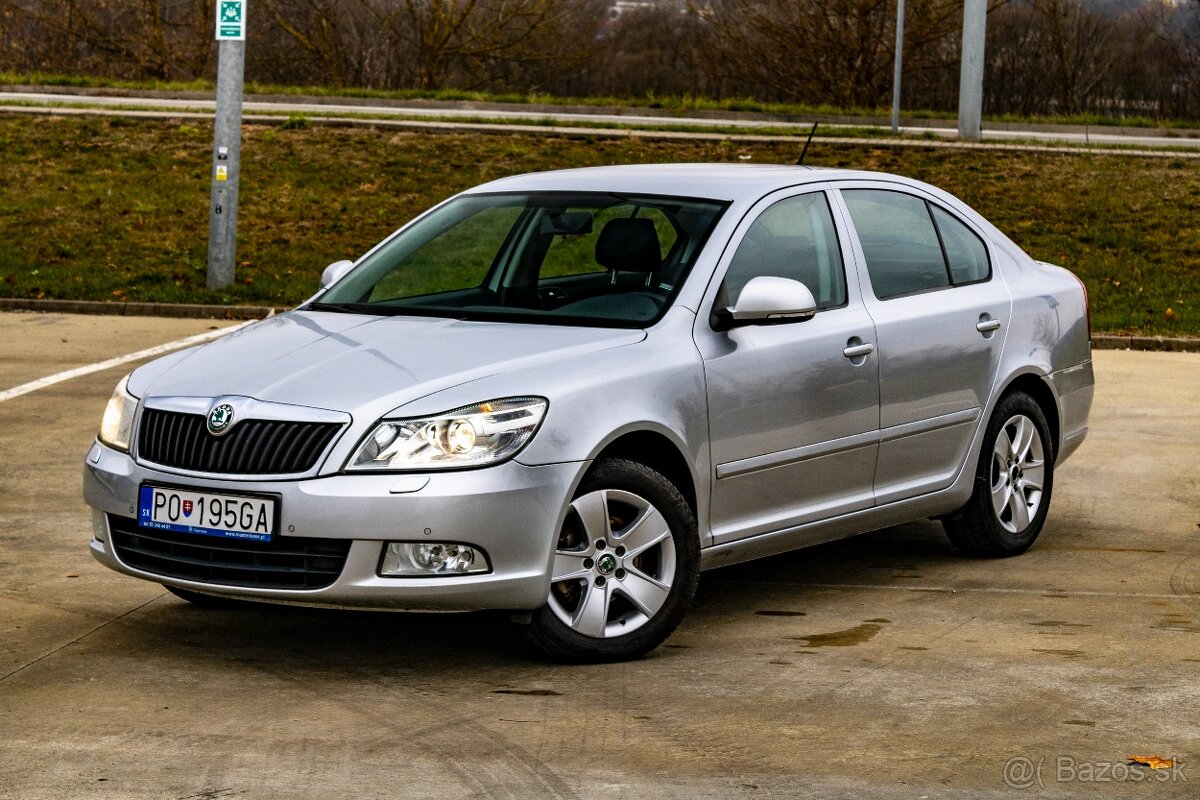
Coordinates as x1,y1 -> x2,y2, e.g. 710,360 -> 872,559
216,165 -> 228,182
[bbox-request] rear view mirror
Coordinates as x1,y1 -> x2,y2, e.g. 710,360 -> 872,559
319,259 -> 354,289
539,211 -> 594,236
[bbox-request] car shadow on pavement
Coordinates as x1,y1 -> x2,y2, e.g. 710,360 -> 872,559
107,519 -> 963,674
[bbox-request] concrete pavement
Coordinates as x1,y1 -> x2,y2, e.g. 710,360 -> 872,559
0,311 -> 1196,799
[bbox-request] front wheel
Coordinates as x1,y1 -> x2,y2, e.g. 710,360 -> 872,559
527,458 -> 699,662
943,391 -> 1054,557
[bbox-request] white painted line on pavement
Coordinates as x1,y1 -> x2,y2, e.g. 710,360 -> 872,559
0,321 -> 253,404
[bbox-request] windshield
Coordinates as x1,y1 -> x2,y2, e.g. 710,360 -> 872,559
310,192 -> 727,327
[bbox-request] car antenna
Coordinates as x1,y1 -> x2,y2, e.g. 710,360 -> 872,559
796,123 -> 818,166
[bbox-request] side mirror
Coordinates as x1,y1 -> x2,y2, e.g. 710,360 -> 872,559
715,276 -> 817,330
319,259 -> 354,290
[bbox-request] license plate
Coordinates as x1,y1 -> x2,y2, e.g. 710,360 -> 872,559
138,485 -> 276,542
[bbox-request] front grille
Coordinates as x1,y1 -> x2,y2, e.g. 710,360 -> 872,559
109,515 -> 350,590
138,408 -> 341,475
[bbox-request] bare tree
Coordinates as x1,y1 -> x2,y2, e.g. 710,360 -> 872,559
693,0 -> 999,110
589,4 -> 720,98
355,0 -> 599,91
1,0 -> 1198,120
0,0 -> 214,79
1032,0 -> 1120,113
258,0 -> 381,87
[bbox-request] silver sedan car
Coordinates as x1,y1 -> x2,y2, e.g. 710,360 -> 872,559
84,164 -> 1094,661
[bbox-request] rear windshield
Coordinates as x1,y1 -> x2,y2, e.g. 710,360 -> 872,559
309,192 -> 727,328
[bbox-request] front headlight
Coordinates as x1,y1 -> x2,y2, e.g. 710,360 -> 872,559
349,397 -> 548,471
98,373 -> 138,452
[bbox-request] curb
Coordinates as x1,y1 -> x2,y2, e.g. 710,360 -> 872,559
1089,334 -> 1200,352
3,298 -> 1197,351
0,297 -> 282,320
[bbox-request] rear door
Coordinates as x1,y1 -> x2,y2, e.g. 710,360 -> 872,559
832,183 -> 1010,504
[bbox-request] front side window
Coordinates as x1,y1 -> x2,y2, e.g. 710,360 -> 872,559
724,192 -> 847,310
312,192 -> 726,327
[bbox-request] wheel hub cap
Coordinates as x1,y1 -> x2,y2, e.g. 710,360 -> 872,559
990,413 -> 1046,535
548,488 -> 678,639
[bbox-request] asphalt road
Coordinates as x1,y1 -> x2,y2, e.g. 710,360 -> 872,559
1,311 -> 1197,799
3,90 -> 1199,150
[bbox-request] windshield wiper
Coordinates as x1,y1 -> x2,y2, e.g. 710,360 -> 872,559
307,301 -> 373,314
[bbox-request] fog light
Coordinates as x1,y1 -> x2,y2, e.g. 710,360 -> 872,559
380,542 -> 490,577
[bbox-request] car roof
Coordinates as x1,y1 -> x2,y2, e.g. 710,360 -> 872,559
465,163 -> 918,203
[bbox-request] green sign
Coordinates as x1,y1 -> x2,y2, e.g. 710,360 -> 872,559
216,0 -> 245,40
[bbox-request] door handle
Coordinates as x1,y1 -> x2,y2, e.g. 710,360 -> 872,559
976,318 -> 1002,333
843,342 -> 875,358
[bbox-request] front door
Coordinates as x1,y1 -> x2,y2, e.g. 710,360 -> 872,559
696,187 -> 881,545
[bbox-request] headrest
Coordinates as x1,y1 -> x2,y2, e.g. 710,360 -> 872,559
595,218 -> 662,272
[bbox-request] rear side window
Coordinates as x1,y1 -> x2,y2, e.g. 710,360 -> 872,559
725,192 -> 847,310
843,188 -> 992,300
842,189 -> 948,299
931,205 -> 990,284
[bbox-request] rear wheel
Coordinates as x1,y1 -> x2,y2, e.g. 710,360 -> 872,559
943,391 -> 1054,557
527,458 -> 699,662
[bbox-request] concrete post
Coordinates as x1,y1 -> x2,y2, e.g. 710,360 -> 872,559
957,0 -> 987,140
891,0 -> 905,134
207,38 -> 245,291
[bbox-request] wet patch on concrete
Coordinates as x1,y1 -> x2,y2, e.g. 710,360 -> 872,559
1028,620 -> 1092,627
1062,720 -> 1096,726
791,622 -> 885,648
754,610 -> 807,617
1031,648 -> 1085,658
492,689 -> 562,696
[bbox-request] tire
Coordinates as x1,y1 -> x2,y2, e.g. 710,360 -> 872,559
943,391 -> 1055,557
164,584 -> 252,609
527,458 -> 700,663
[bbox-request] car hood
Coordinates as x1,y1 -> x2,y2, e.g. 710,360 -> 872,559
130,311 -> 646,416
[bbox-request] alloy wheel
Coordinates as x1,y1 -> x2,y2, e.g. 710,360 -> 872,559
990,413 -> 1046,534
548,489 -> 677,638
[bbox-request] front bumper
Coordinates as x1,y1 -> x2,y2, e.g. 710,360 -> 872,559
83,441 -> 583,611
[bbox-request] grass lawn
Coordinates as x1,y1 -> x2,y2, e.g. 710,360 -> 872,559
0,115 -> 1196,335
